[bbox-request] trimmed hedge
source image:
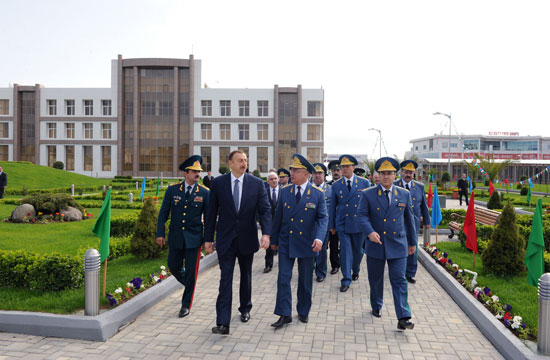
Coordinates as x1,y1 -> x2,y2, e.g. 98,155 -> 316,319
111,213 -> 139,237
78,201 -> 143,209
0,250 -> 83,291
429,208 -> 466,226
108,237 -> 131,260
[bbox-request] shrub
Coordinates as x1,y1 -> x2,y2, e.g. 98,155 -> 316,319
484,178 -> 490,186
0,250 -> 83,291
219,165 -> 229,174
481,201 -> 526,276
487,191 -> 503,210
441,172 -> 450,183
130,198 -> 161,259
52,161 -> 64,170
545,252 -> 550,273
111,213 -> 139,237
520,186 -> 529,196
21,193 -> 83,214
108,237 -> 132,260
253,169 -> 261,178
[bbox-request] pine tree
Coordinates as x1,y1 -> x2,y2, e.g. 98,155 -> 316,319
130,197 -> 162,259
481,201 -> 525,276
486,191 -> 503,210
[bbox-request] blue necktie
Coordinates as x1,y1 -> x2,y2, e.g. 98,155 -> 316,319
296,186 -> 301,202
233,179 -> 240,212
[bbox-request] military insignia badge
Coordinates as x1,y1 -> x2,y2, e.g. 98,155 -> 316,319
306,202 -> 316,209
194,196 -> 203,202
398,203 -> 406,207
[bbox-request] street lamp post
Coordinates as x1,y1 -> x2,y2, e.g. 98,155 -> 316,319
369,128 -> 382,158
433,112 -> 452,178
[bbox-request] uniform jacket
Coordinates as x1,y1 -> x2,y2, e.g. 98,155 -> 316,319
357,184 -> 417,259
156,182 -> 210,249
271,182 -> 328,258
329,175 -> 370,233
394,179 -> 431,230
204,173 -> 272,256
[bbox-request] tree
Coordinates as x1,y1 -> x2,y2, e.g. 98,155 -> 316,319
53,161 -> 64,170
486,191 -> 503,210
252,169 -> 261,178
130,197 -> 161,259
219,165 -> 229,174
474,154 -> 511,182
481,201 -> 525,276
364,160 -> 376,177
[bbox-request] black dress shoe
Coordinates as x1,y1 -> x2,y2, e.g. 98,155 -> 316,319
406,276 -> 416,284
352,274 -> 359,281
271,316 -> 292,328
263,266 -> 272,273
212,325 -> 230,335
178,307 -> 190,318
241,312 -> 250,323
316,276 -> 325,283
397,319 -> 414,330
298,314 -> 309,323
371,309 -> 381,318
340,285 -> 349,292
330,267 -> 339,275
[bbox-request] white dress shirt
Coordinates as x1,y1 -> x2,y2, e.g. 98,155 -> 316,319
231,172 -> 245,210
269,185 -> 279,203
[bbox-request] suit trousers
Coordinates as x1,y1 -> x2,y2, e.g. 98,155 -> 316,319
339,232 -> 365,286
215,238 -> 254,327
406,244 -> 418,278
366,255 -> 411,320
314,232 -> 330,279
459,191 -> 469,205
274,254 -> 314,317
328,231 -> 340,269
265,247 -> 275,268
167,245 -> 201,309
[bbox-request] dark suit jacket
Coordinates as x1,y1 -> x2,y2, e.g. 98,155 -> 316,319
457,178 -> 469,193
0,172 -> 6,187
203,175 -> 213,188
204,173 -> 272,256
266,185 -> 280,219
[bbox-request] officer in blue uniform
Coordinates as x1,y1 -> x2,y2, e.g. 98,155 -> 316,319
329,154 -> 370,292
277,168 -> 290,187
156,155 -> 210,318
271,154 -> 328,328
311,163 -> 332,282
394,160 -> 431,284
357,157 -> 417,330
354,167 -> 366,178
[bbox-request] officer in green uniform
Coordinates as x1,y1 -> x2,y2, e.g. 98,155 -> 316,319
156,155 -> 210,318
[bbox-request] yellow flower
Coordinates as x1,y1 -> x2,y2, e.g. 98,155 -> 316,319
38,212 -> 43,216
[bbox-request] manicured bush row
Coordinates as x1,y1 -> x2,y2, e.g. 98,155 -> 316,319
111,213 -> 139,237
429,208 -> 466,226
108,237 -> 131,260
77,201 -> 143,210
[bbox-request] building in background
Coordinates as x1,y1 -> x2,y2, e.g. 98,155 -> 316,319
0,55 -> 324,178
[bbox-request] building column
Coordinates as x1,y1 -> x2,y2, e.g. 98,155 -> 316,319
296,84 -> 302,154
189,55 -> 195,160
132,66 -> 139,177
273,85 -> 279,167
173,66 -> 179,176
34,84 -> 41,165
12,85 -> 19,161
117,55 -> 123,176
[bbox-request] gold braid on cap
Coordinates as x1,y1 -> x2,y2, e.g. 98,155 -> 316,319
378,160 -> 396,172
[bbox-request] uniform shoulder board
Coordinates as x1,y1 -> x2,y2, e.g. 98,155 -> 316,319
199,183 -> 210,191
311,185 -> 323,192
282,184 -> 293,189
170,182 -> 182,187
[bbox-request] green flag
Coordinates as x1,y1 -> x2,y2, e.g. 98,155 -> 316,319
526,186 -> 531,205
155,176 -> 160,197
525,198 -> 545,287
92,188 -> 112,263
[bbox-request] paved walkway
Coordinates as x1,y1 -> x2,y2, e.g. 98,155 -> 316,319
0,246 -> 503,360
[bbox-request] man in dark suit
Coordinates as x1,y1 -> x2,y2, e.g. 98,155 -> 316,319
156,155 -> 209,318
457,173 -> 469,206
203,171 -> 214,188
327,160 -> 341,274
264,171 -> 280,273
0,166 -> 6,199
204,150 -> 272,335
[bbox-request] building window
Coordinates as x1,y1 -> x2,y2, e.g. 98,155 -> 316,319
83,146 -> 93,171
47,146 -> 56,167
102,146 -> 111,171
307,124 -> 321,141
65,123 -> 75,139
0,145 -> 8,161
239,124 -> 249,140
307,147 -> 321,163
0,99 -> 8,115
102,100 -> 112,116
239,100 -> 250,116
257,100 -> 268,117
101,123 -> 112,139
257,147 -> 268,172
201,100 -> 212,116
47,123 -> 57,139
47,100 -> 57,115
257,124 -> 268,140
0,123 -> 8,138
84,100 -> 93,116
220,100 -> 231,117
219,146 -> 230,167
65,100 -> 75,116
201,124 -> 212,140
415,146 -> 418,151
220,124 -> 231,140
200,146 -> 212,172
423,145 -> 427,150
83,123 -> 93,139
238,147 -> 249,160
307,101 -> 322,117
65,146 -> 74,171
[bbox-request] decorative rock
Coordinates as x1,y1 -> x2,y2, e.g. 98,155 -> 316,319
10,204 -> 36,223
60,206 -> 83,221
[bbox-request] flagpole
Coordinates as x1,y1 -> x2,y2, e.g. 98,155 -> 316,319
103,258 -> 108,297
436,227 -> 438,244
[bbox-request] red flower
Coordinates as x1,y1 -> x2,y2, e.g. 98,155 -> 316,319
126,287 -> 131,294
160,274 -> 165,280
439,258 -> 448,264
61,214 -> 65,217
55,212 -> 59,216
504,312 -> 511,321
27,213 -> 31,216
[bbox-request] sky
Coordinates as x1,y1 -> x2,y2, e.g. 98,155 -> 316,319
2,0 -> 550,159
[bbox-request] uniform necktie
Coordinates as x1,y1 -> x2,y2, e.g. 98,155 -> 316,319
272,188 -> 277,203
347,179 -> 351,191
233,179 -> 240,212
185,185 -> 192,200
296,186 -> 301,202
405,184 -> 410,190
384,189 -> 390,205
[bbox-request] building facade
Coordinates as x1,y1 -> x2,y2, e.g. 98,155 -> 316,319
0,55 -> 324,177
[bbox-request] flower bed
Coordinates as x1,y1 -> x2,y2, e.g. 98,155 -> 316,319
106,265 -> 171,307
425,245 -> 534,340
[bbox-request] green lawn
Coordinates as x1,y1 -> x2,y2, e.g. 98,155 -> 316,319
472,190 -> 550,210
434,242 -> 539,334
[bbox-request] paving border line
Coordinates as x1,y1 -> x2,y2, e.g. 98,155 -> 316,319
0,252 -> 219,341
418,247 -> 547,360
